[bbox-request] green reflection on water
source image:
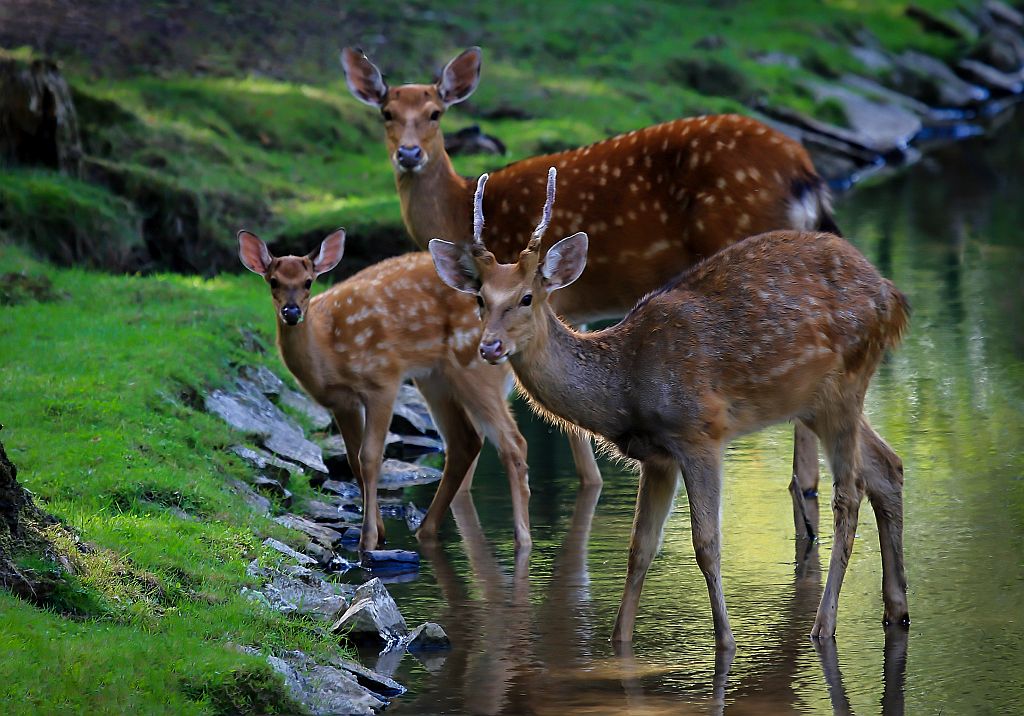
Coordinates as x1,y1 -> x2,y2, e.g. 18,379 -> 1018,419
375,116 -> 1024,715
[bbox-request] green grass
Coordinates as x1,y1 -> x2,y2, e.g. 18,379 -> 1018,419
2,1 -> 969,268
0,245 -> 348,713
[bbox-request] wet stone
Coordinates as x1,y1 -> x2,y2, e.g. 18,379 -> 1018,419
330,656 -> 406,697
406,622 -> 451,652
275,513 -> 345,549
361,550 -> 420,567
267,650 -> 396,715
404,503 -> 426,532
319,479 -> 362,501
377,459 -> 442,490
263,537 -> 318,567
230,444 -> 304,484
205,379 -> 327,473
332,577 -> 408,648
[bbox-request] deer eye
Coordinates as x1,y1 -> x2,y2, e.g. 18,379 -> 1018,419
269,278 -> 279,289
382,110 -> 393,121
476,295 -> 485,309
520,293 -> 533,307
304,279 -> 312,290
429,110 -> 441,121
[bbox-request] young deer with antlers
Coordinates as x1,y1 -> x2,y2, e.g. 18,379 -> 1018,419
238,229 -> 566,551
343,46 -> 836,536
430,169 -> 910,646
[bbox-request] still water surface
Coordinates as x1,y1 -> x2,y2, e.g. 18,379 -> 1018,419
359,113 -> 1024,714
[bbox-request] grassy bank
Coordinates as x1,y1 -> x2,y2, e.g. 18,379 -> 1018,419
1,1 -> 967,272
0,244 -> 342,714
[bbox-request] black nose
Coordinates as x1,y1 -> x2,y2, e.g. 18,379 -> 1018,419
396,145 -> 424,168
280,304 -> 302,325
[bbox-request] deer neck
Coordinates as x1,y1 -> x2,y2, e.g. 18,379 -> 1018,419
511,308 -> 626,440
395,153 -> 472,248
275,312 -> 322,393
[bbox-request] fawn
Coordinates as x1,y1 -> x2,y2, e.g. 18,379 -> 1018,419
239,229 -> 571,551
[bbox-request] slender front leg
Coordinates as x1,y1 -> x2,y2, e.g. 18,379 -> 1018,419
790,421 -> 820,542
811,416 -> 864,638
332,403 -> 385,541
612,456 -> 679,644
680,447 -> 734,651
357,386 -> 399,552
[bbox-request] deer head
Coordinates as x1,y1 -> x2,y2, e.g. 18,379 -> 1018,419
430,167 -> 589,363
238,230 -> 346,326
341,46 -> 481,174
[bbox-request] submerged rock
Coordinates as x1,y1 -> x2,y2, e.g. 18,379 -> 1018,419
406,622 -> 451,652
377,459 -> 442,490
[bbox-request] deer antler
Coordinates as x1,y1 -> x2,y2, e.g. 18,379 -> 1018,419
526,167 -> 557,253
471,172 -> 489,256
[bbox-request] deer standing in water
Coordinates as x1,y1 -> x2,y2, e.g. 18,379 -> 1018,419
430,169 -> 909,646
239,229 -> 580,551
342,46 -> 836,537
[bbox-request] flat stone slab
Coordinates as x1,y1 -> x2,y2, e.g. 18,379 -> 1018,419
206,378 -> 327,473
263,537 -> 318,567
230,444 -> 305,483
361,550 -> 420,566
391,383 -> 436,435
226,478 -> 270,515
279,388 -> 333,430
267,650 -> 398,715
275,513 -> 346,549
377,459 -> 442,490
243,562 -> 352,622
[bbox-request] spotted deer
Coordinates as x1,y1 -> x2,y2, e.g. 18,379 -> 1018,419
238,229 -> 580,551
430,169 -> 909,646
342,46 -> 837,536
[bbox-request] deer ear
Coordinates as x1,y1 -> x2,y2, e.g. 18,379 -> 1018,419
437,47 -> 481,107
341,47 -> 388,107
429,239 -> 481,294
308,229 -> 346,277
540,232 -> 588,291
238,230 -> 273,275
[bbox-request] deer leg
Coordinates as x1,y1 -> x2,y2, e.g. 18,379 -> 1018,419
332,403 -> 385,541
612,456 -> 679,644
790,422 -> 820,542
414,375 -> 483,544
859,416 -> 910,629
680,448 -> 735,651
811,414 -> 865,638
357,387 -> 398,552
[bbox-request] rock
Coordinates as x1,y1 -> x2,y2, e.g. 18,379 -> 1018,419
890,51 -> 990,107
274,513 -> 346,549
371,644 -> 407,679
331,577 -> 408,647
970,25 -> 1024,73
241,586 -> 273,609
230,444 -> 304,484
984,0 -> 1023,29
261,572 -> 349,621
329,657 -> 406,697
361,550 -> 420,567
445,124 -> 506,156
404,503 -> 426,532
279,388 -> 333,430
849,45 -> 894,72
267,650 -> 395,715
252,475 -> 292,505
839,74 -> 938,118
804,81 -> 922,151
303,541 -> 336,567
206,379 -> 327,473
240,364 -> 285,395
226,478 -> 271,515
956,59 -> 1024,94
318,479 -> 362,502
304,499 -> 361,528
386,433 -> 444,460
391,384 -> 436,435
263,537 -> 318,567
0,54 -> 81,176
377,459 -> 442,490
406,622 -> 451,652
906,5 -> 977,40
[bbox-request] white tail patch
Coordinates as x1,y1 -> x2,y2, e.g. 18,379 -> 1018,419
787,191 -> 821,231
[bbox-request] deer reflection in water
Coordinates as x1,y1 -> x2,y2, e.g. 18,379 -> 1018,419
397,489 -> 908,715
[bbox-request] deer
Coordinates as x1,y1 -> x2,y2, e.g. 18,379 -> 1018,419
429,168 -> 910,647
238,228 -> 585,552
342,45 -> 837,540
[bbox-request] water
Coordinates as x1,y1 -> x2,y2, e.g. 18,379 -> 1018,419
359,112 -> 1024,715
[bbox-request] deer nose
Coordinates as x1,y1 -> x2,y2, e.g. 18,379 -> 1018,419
280,304 -> 302,325
396,145 -> 424,169
479,339 -> 505,363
